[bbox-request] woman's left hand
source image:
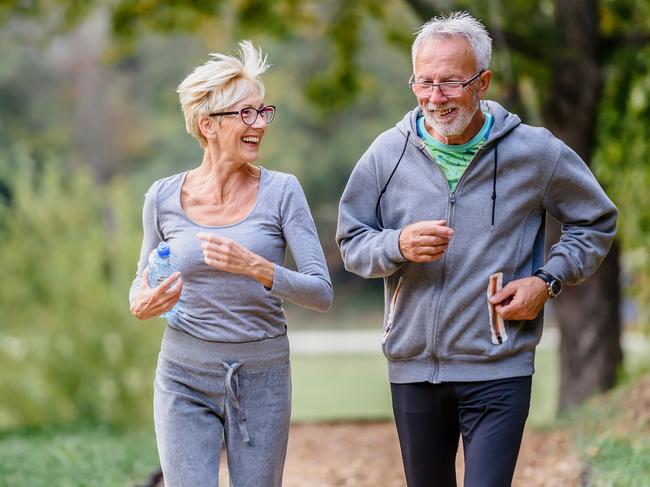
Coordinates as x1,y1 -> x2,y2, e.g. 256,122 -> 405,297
197,232 -> 275,288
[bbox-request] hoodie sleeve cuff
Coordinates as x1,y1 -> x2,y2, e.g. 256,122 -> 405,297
387,229 -> 407,264
539,255 -> 581,286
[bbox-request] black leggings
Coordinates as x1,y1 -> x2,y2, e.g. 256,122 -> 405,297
391,376 -> 532,487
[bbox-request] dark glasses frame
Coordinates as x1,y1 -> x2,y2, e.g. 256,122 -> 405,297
210,105 -> 276,125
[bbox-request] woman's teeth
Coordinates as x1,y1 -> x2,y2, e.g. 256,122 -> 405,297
242,136 -> 259,143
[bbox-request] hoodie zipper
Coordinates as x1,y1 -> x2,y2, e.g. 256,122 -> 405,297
382,276 -> 403,344
417,142 -> 493,382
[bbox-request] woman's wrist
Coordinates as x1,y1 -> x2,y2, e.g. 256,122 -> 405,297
249,254 -> 275,289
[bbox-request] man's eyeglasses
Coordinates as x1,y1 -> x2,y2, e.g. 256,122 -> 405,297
409,71 -> 484,98
210,105 -> 276,125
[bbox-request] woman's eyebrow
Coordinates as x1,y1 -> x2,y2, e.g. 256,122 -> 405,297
237,103 -> 265,109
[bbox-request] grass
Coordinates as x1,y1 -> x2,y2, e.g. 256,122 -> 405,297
0,425 -> 158,487
291,353 -> 391,421
583,436 -> 650,486
563,365 -> 650,486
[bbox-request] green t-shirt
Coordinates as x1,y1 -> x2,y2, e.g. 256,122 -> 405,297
417,112 -> 494,191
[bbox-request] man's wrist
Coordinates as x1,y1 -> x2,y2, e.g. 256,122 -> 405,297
533,269 -> 562,299
397,228 -> 407,260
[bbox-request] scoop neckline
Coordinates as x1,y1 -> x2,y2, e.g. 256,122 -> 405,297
176,166 -> 265,229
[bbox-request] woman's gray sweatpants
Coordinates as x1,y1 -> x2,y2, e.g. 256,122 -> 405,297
153,326 -> 292,487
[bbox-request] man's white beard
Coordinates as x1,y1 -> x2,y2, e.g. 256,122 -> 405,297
424,92 -> 480,138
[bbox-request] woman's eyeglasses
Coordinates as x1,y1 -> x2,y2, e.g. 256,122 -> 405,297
210,105 -> 276,125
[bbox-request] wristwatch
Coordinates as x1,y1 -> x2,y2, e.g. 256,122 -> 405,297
533,269 -> 562,299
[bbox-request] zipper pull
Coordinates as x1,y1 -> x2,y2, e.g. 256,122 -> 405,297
449,192 -> 456,205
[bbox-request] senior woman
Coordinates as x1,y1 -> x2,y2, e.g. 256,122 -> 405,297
129,41 -> 333,486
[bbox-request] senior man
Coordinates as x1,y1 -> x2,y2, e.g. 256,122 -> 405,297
336,11 -> 617,487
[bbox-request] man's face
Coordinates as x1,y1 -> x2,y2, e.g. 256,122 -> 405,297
413,37 -> 490,144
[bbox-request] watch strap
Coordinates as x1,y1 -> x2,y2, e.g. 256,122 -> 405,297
533,269 -> 556,283
533,269 -> 561,298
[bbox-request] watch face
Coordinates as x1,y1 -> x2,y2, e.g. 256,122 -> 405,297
550,280 -> 562,296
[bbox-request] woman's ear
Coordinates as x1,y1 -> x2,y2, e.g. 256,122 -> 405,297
198,116 -> 217,141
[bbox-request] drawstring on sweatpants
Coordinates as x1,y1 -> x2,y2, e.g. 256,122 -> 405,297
221,361 -> 250,443
491,143 -> 498,229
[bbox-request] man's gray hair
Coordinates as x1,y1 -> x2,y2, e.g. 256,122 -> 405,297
412,11 -> 492,71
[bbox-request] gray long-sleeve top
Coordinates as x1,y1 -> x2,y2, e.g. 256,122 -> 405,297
129,167 -> 333,342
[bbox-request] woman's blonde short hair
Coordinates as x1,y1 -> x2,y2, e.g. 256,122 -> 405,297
177,41 -> 270,147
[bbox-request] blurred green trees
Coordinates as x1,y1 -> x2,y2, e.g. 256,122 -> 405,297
0,5 -> 417,429
0,0 -> 649,429
0,156 -> 161,428
594,43 -> 650,328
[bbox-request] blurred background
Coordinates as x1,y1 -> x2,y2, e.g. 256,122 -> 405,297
0,0 -> 649,485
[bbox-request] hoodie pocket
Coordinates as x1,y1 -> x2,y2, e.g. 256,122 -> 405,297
382,276 -> 403,344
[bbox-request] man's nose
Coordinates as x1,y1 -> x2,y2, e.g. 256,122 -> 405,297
427,85 -> 450,104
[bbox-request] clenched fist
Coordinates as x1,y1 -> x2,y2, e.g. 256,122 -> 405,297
399,220 -> 454,263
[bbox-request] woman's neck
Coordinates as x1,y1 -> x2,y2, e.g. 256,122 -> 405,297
189,150 -> 257,204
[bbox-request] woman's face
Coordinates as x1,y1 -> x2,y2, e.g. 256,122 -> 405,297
213,92 -> 269,165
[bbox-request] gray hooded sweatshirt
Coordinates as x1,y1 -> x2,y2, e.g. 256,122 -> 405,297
336,100 -> 617,384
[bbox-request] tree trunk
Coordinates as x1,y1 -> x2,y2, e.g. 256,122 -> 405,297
554,240 -> 622,411
543,0 -> 623,412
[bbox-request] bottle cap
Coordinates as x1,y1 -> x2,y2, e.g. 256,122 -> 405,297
156,242 -> 171,258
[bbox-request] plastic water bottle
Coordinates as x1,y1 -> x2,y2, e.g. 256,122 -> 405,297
148,242 -> 180,318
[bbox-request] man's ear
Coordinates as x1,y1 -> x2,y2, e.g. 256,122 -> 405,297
479,70 -> 492,97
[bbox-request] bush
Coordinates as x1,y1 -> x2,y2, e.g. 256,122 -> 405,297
0,156 -> 162,429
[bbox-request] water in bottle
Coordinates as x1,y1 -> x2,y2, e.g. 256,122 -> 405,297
148,241 -> 180,318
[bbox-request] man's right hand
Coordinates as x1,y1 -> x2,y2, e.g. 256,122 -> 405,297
399,220 -> 454,263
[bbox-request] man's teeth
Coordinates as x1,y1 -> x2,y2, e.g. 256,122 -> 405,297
242,136 -> 259,143
433,107 -> 455,115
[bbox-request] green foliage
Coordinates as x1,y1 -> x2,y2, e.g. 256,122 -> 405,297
0,155 -> 162,429
593,44 -> 650,331
303,1 -> 365,111
0,0 -> 94,35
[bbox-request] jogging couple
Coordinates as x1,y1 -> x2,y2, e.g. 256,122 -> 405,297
130,11 -> 616,487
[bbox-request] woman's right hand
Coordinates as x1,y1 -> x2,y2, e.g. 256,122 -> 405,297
130,267 -> 183,320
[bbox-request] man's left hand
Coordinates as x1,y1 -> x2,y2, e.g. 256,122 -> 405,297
489,276 -> 548,321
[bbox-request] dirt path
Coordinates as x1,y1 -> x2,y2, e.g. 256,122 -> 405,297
278,422 -> 582,487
